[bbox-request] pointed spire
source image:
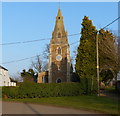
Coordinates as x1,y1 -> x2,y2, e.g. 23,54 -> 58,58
57,8 -> 62,17
52,8 -> 67,40
56,8 -> 63,21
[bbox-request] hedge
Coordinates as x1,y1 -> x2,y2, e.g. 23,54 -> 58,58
2,82 -> 85,99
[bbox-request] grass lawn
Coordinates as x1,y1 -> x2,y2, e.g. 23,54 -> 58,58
3,95 -> 119,115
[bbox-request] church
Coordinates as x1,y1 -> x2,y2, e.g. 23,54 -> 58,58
38,9 -> 71,83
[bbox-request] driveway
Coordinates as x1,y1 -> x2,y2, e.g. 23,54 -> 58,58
2,101 -> 101,115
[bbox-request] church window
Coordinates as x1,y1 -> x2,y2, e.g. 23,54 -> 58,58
57,65 -> 60,70
58,47 -> 62,54
56,78 -> 62,83
58,32 -> 61,38
58,17 -> 60,19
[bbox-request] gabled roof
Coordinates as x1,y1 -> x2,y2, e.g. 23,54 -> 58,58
0,65 -> 8,71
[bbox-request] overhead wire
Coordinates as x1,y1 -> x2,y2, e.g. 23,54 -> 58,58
1,16 -> 120,64
0,33 -> 80,46
1,41 -> 79,64
101,17 -> 120,30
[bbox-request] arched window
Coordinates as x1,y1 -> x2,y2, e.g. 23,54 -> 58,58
58,47 -> 61,54
57,65 -> 60,70
58,32 -> 61,38
56,78 -> 62,83
56,47 -> 62,55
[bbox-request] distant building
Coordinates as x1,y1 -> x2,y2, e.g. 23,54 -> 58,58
48,9 -> 71,83
0,65 -> 16,86
37,71 -> 48,83
37,9 -> 74,83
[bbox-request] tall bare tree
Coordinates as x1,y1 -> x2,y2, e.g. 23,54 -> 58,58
31,55 -> 42,73
31,43 -> 50,74
43,44 -> 50,60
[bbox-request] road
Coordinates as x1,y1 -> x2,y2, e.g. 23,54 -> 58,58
2,101 -> 101,115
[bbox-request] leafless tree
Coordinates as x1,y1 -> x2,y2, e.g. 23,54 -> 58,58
31,55 -> 42,73
31,55 -> 48,73
43,44 -> 50,60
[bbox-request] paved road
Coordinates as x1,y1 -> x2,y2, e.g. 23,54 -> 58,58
2,101 -> 100,114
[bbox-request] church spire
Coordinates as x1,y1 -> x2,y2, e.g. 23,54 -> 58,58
55,8 -> 64,27
57,8 -> 62,17
52,8 -> 66,39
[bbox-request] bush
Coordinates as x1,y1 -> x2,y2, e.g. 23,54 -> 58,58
2,82 -> 85,99
2,86 -> 19,99
80,78 -> 97,95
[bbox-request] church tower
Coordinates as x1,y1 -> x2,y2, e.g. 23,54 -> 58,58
48,9 -> 70,83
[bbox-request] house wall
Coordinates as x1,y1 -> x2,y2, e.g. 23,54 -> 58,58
0,67 -> 16,86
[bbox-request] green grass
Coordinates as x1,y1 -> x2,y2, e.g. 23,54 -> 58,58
3,95 -> 119,115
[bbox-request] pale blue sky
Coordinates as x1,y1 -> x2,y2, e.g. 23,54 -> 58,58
2,2 -> 118,77
0,2 -> 2,66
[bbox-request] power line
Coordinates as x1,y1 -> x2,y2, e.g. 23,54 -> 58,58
1,41 -> 79,64
1,16 -> 120,64
2,55 -> 41,64
0,38 -> 50,46
0,33 -> 80,46
1,16 -> 119,46
102,17 -> 120,30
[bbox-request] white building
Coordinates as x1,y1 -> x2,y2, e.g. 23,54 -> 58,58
0,66 -> 16,86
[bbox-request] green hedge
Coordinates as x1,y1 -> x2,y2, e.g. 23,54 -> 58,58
2,82 -> 85,99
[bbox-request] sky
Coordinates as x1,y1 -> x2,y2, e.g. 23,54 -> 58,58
1,2 -> 119,78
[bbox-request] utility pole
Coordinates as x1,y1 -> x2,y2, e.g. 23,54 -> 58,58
96,32 -> 100,96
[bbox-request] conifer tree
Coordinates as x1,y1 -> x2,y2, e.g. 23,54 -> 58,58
98,29 -> 118,82
75,16 -> 97,94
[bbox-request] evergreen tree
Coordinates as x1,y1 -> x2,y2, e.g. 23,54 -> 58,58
75,16 -> 97,94
98,29 -> 119,82
21,69 -> 37,82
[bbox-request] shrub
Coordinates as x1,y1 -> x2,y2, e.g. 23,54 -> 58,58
2,86 -> 19,99
2,82 -> 85,99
